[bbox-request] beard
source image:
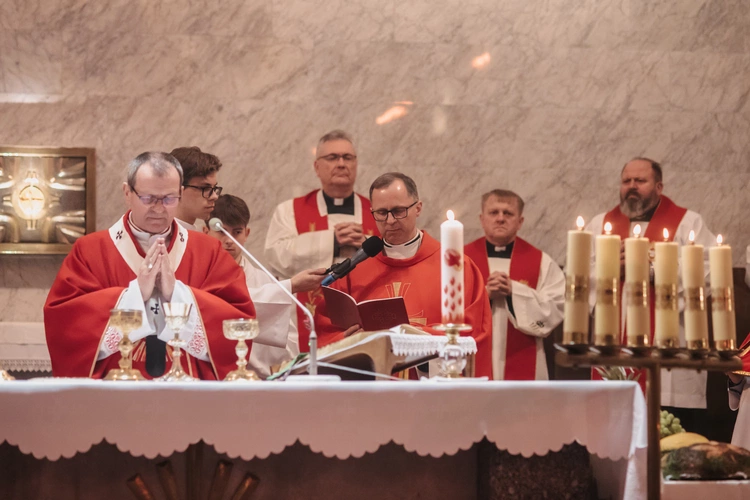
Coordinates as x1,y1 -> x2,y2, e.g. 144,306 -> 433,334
620,190 -> 659,219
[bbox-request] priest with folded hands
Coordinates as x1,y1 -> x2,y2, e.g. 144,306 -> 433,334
44,152 -> 256,380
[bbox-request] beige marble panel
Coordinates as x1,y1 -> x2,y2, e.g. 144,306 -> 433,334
272,0 -> 395,47
1,30 -> 63,96
0,0 -> 64,31
56,0 -> 273,37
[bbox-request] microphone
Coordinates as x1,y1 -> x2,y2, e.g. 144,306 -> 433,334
208,217 -> 337,380
321,236 -> 384,287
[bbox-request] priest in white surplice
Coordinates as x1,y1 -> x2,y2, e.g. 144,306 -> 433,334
263,130 -> 379,350
464,189 -> 565,380
586,158 -> 716,436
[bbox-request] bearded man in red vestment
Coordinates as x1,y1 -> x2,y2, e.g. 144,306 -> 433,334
44,152 -> 256,380
314,172 -> 493,378
587,157 -> 716,436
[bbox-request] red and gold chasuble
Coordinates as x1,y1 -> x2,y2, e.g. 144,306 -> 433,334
596,196 -> 687,390
292,189 -> 380,352
44,213 -> 256,380
314,232 -> 493,378
465,237 -> 543,380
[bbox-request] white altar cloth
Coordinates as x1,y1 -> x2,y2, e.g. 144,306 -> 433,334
0,380 -> 645,465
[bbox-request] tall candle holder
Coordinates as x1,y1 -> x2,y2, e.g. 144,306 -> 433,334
434,323 -> 472,378
555,341 -> 741,500
105,309 -> 146,381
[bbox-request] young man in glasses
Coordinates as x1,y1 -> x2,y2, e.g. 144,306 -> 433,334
464,190 -> 565,381
170,146 -> 223,230
313,172 -> 493,378
44,152 -> 256,380
264,130 -> 379,351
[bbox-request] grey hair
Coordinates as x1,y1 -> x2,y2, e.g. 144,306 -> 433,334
317,129 -> 355,154
369,172 -> 419,201
126,152 -> 184,190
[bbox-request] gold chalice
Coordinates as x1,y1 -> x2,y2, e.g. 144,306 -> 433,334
105,309 -> 146,381
0,366 -> 14,381
223,319 -> 260,381
157,303 -> 198,382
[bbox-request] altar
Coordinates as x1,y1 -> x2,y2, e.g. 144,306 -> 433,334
0,379 -> 647,499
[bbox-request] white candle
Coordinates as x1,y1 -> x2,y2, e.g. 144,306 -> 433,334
682,230 -> 708,345
563,216 -> 592,344
709,234 -> 735,344
594,222 -> 620,344
441,210 -> 464,324
654,228 -> 679,345
625,224 -> 650,344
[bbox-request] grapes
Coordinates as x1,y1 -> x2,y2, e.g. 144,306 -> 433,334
660,410 -> 686,438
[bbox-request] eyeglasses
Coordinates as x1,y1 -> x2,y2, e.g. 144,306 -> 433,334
317,153 -> 357,163
184,184 -> 223,198
131,189 -> 181,207
371,200 -> 419,222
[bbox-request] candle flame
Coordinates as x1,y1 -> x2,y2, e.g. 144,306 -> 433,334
689,230 -> 695,244
576,216 -> 584,230
717,234 -> 723,245
633,224 -> 642,237
604,222 -> 612,235
446,210 -> 455,221
663,228 -> 669,241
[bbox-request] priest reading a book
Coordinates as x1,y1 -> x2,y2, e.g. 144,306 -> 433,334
313,172 -> 492,378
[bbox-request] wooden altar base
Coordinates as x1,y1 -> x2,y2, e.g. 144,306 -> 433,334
0,440 -> 596,500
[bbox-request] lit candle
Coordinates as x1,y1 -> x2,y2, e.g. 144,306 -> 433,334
563,216 -> 593,344
654,228 -> 679,346
709,234 -> 735,346
594,222 -> 620,345
625,224 -> 650,345
441,210 -> 464,324
682,230 -> 708,348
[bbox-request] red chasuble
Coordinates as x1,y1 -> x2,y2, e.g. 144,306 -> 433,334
314,232 -> 493,378
44,214 -> 256,380
292,189 -> 380,352
596,196 -> 687,390
738,333 -> 750,376
465,237 -> 543,380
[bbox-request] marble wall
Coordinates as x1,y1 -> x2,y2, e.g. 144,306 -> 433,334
1,0 -> 749,327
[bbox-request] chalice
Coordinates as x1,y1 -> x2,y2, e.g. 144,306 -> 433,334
105,309 -> 146,381
157,303 -> 197,382
0,365 -> 14,381
223,319 -> 261,381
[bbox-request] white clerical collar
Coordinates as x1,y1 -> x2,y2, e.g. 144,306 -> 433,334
383,231 -> 422,259
175,218 -> 197,231
128,213 -> 172,253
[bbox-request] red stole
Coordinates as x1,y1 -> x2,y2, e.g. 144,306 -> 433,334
465,237 -> 542,380
598,196 -> 687,392
602,195 -> 687,344
292,189 -> 380,352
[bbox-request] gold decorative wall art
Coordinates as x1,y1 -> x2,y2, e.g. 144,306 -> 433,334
0,146 -> 95,254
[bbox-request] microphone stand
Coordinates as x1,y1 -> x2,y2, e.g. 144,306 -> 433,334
210,219 -> 337,381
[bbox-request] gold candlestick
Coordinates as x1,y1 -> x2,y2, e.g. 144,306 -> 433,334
223,319 -> 261,381
157,303 -> 198,382
105,309 -> 145,381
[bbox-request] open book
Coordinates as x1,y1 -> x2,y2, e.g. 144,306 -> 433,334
322,286 -> 410,331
